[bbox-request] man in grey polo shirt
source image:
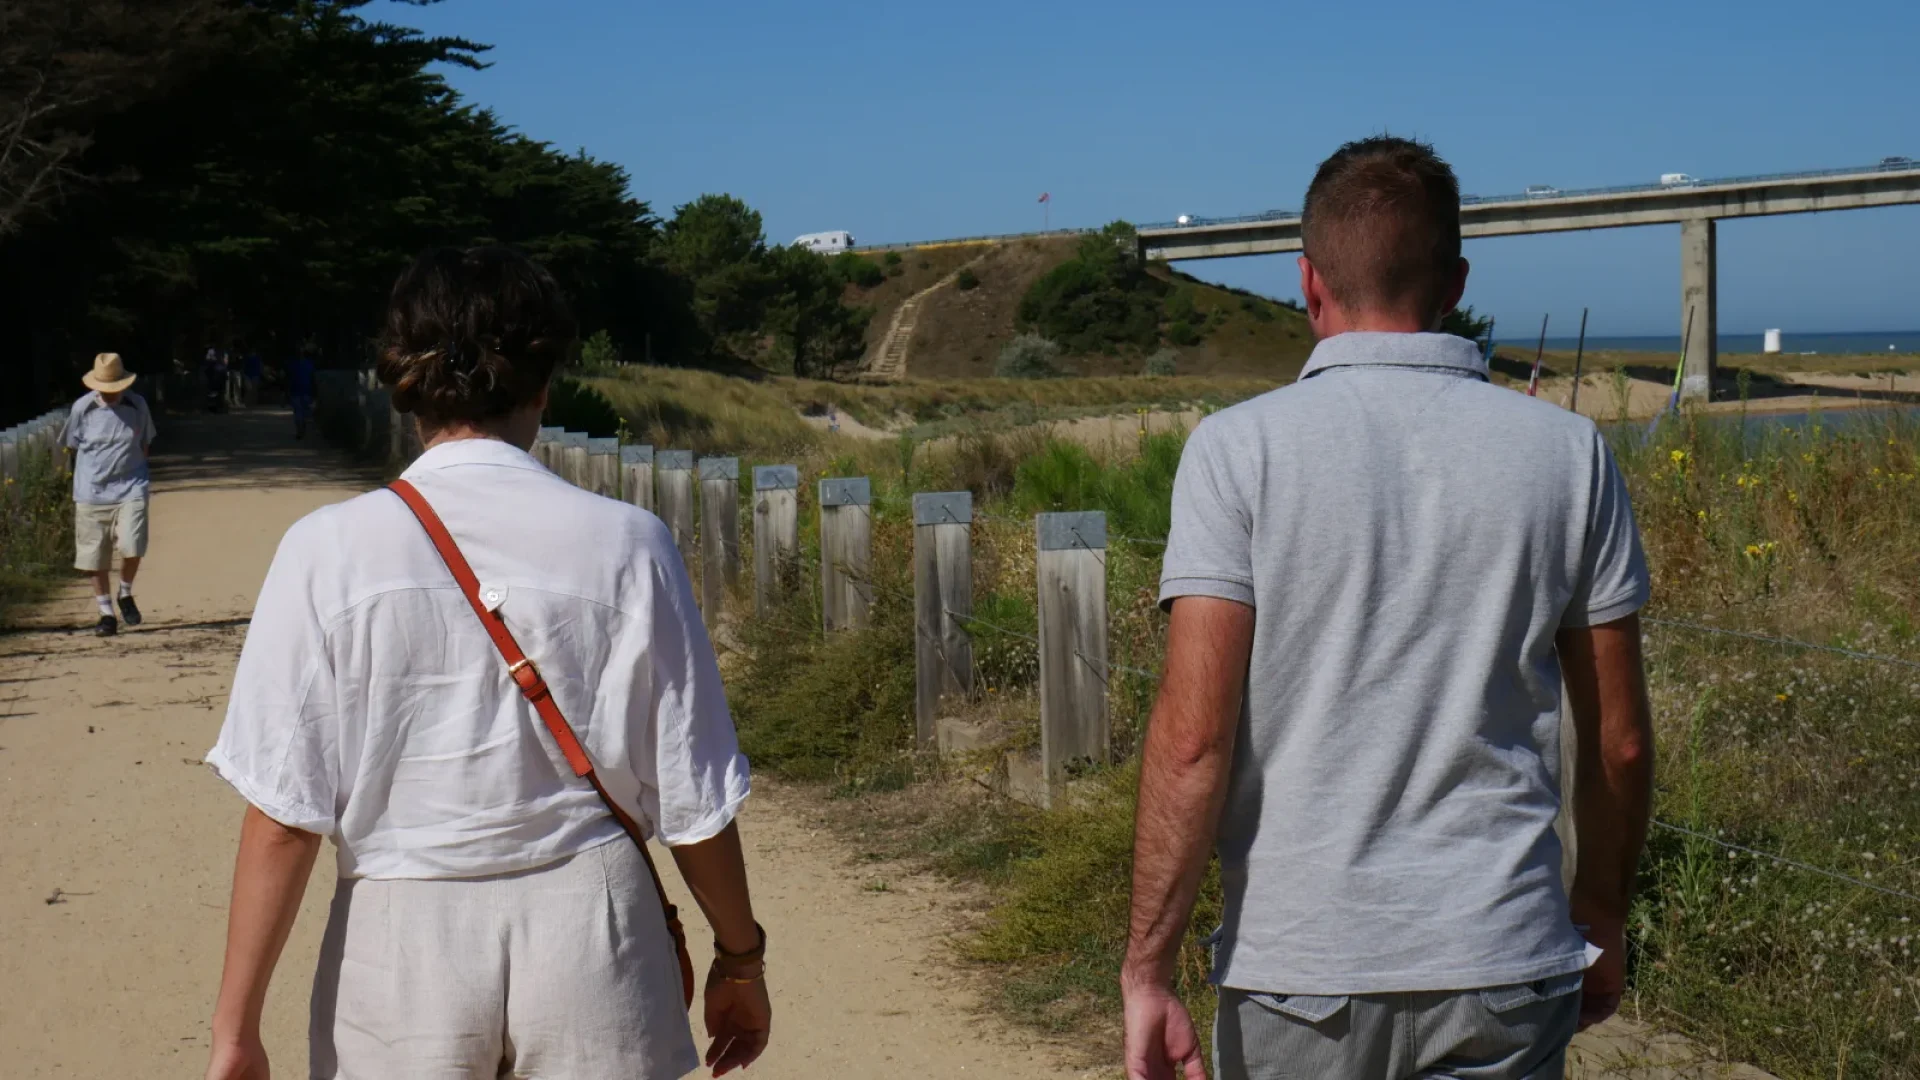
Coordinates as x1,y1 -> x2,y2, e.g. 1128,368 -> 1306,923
1122,137 -> 1655,1080
65,352 -> 157,636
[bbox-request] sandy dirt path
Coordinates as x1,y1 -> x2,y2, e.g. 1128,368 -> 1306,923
0,408 -> 1080,1079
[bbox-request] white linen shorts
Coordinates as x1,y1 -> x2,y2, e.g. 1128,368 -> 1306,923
73,497 -> 148,570
311,838 -> 699,1079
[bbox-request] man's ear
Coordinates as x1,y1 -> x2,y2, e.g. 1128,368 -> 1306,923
1298,256 -> 1322,319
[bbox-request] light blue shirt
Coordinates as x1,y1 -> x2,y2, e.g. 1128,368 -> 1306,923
65,391 -> 157,505
1161,332 -> 1648,994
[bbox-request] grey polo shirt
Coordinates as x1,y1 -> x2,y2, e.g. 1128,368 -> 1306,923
65,391 -> 157,505
1160,331 -> 1648,995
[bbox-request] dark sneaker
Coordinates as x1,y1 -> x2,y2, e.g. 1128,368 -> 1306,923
118,594 -> 142,626
95,614 -> 117,637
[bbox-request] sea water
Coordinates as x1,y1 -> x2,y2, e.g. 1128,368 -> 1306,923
1535,330 -> 1920,355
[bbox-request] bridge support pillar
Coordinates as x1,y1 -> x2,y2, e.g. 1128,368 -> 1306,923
1679,218 -> 1717,403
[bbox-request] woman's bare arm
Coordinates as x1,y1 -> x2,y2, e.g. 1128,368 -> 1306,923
208,806 -> 322,1068
669,822 -> 770,1076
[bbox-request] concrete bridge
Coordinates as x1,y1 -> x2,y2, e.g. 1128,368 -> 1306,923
1137,161 -> 1920,401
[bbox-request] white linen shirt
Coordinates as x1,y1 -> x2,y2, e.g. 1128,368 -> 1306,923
207,437 -> 751,880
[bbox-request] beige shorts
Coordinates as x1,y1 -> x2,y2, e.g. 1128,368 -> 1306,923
311,838 -> 698,1079
73,497 -> 149,571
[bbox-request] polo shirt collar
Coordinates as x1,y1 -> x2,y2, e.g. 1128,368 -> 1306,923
402,435 -> 547,476
1298,331 -> 1489,381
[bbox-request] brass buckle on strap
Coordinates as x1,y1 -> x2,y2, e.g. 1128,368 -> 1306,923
506,657 -> 548,700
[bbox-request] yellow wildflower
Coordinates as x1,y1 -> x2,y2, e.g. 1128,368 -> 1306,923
1670,449 -> 1687,464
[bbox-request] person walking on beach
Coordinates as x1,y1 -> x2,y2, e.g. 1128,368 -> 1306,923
203,247 -> 770,1079
64,352 -> 156,636
1123,137 -> 1656,1080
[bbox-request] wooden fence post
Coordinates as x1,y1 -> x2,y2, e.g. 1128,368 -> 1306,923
656,450 -> 696,557
560,432 -> 589,487
621,445 -> 654,511
697,456 -> 740,614
533,426 -> 563,472
1037,511 -> 1108,805
586,437 -> 621,497
752,465 -> 799,616
913,492 -> 974,750
818,477 -> 872,631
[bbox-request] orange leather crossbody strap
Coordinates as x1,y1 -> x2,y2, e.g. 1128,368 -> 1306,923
387,478 -> 696,1010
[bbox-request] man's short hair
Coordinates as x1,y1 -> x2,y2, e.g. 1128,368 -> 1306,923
1301,136 -> 1462,322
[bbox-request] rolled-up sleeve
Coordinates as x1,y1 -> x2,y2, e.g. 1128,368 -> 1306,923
1563,432 -> 1650,628
204,519 -> 339,834
1159,417 -> 1256,609
639,545 -> 751,846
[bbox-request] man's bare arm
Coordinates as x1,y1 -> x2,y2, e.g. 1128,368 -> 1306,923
1123,595 -> 1255,991
1557,612 -> 1656,1028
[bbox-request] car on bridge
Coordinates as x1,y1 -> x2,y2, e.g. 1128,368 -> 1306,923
1884,156 -> 1915,170
1524,185 -> 1560,199
1660,173 -> 1697,186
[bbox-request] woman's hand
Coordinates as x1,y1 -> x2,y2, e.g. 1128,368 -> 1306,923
702,970 -> 771,1076
205,1032 -> 270,1080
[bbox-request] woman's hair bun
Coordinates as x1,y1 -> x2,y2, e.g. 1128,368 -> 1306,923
377,246 -> 576,427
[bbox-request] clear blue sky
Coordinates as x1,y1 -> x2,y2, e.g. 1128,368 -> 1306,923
381,0 -> 1918,338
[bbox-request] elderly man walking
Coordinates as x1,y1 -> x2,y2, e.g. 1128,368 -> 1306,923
1122,137 -> 1656,1080
65,352 -> 157,636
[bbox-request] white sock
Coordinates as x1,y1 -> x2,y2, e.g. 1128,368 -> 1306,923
118,581 -> 134,598
95,595 -> 114,616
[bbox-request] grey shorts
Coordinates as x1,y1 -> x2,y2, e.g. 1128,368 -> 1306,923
73,497 -> 148,571
1215,973 -> 1583,1080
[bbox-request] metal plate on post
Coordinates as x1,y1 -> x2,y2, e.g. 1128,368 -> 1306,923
1036,511 -> 1106,551
818,477 -> 871,507
587,437 -> 619,455
560,431 -> 589,449
912,491 -> 972,527
657,449 -> 693,471
698,456 -> 739,481
753,464 -> 798,491
621,444 -> 654,465
536,426 -> 564,443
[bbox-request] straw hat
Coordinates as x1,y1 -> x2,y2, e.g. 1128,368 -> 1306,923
82,352 -> 137,394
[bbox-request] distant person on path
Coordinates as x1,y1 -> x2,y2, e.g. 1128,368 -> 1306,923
241,348 -> 264,407
203,247 -> 769,1080
1123,137 -> 1656,1080
202,347 -> 227,413
64,352 -> 156,636
286,350 -> 316,439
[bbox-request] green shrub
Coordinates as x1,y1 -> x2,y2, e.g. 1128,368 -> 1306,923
1164,286 -> 1198,325
578,329 -> 620,373
543,376 -> 623,437
728,526 -> 917,790
1144,348 -> 1177,377
918,259 -> 931,270
883,251 -> 902,267
831,253 -> 886,289
1016,222 -> 1161,353
1166,320 -> 1200,347
996,333 -> 1060,380
955,267 -> 980,291
0,449 -> 74,627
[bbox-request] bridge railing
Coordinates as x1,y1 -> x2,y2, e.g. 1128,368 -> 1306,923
1136,158 -> 1920,232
